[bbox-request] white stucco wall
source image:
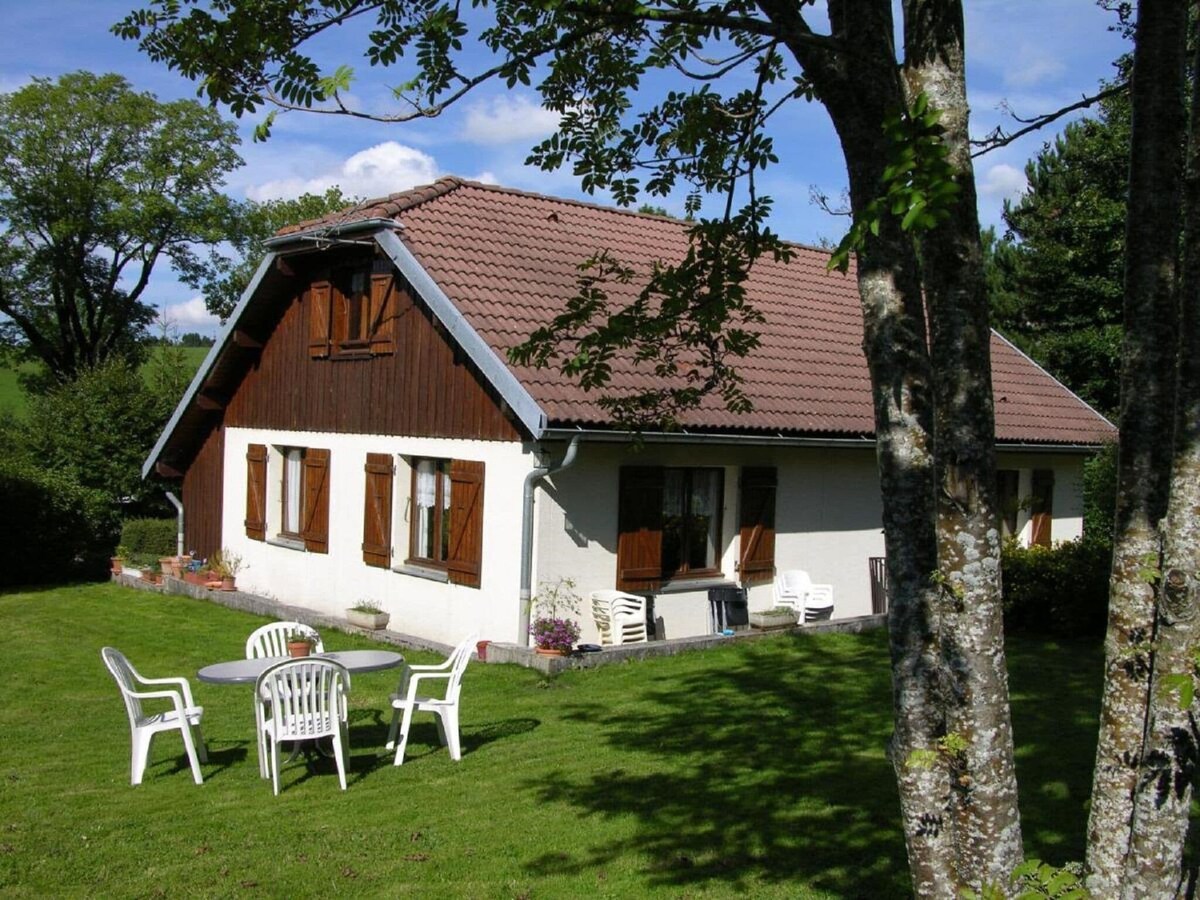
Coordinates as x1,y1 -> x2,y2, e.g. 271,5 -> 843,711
994,451 -> 1087,544
532,441 -> 889,642
220,427 -> 536,646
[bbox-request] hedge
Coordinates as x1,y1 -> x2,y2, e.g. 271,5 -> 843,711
1002,537 -> 1112,638
119,518 -> 178,566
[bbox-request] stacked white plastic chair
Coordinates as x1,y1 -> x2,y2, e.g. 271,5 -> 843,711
386,635 -> 476,766
589,590 -> 650,646
101,647 -> 208,786
773,569 -> 835,622
255,657 -> 351,795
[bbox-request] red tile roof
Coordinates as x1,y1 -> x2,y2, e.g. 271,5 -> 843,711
282,177 -> 1116,445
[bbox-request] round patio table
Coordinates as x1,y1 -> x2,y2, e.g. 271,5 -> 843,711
198,649 -> 404,684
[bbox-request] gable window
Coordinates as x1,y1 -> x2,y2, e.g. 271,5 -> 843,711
360,453 -> 485,588
309,259 -> 397,359
246,444 -> 330,553
617,466 -> 725,591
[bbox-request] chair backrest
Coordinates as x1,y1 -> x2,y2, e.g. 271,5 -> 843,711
246,622 -> 324,659
256,658 -> 349,740
101,646 -> 145,726
776,569 -> 813,599
445,635 -> 477,704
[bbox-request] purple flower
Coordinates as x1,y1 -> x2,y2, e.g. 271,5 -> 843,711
530,616 -> 581,651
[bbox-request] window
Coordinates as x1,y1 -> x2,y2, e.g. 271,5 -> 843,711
410,458 -> 452,565
617,466 -> 726,591
360,453 -> 485,587
308,259 -> 397,359
1030,469 -> 1054,547
997,469 -> 1020,540
245,444 -> 330,553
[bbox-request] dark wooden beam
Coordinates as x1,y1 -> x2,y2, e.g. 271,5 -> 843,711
231,329 -> 262,350
196,391 -> 227,411
155,461 -> 183,479
275,256 -> 295,278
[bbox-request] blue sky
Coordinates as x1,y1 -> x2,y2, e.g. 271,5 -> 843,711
0,2 -> 1128,335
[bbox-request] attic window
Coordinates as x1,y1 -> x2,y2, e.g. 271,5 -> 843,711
308,258 -> 397,359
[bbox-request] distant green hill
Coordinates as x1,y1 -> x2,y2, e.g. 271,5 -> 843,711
0,345 -> 210,418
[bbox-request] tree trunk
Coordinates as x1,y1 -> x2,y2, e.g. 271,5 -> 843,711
902,1 -> 1023,889
1121,5 -> 1199,895
1086,0 -> 1188,894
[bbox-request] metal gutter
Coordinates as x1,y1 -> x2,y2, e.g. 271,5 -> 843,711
141,252 -> 278,479
373,228 -> 548,440
518,435 -> 581,647
262,217 -> 402,249
539,426 -> 1107,454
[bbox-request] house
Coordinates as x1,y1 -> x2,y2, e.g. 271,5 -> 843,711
143,177 -> 1116,646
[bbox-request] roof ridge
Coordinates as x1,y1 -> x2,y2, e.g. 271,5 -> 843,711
274,176 -> 467,236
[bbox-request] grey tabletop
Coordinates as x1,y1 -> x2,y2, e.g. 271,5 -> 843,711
198,649 -> 405,684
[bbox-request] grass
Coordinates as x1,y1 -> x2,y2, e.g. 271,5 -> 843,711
0,584 -> 1107,898
0,346 -> 209,418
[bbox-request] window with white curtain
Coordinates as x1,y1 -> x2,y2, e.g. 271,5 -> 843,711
281,447 -> 305,537
410,458 -> 452,565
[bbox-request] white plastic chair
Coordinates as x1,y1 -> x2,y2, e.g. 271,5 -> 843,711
590,590 -> 649,645
385,635 -> 476,766
774,569 -> 835,622
101,647 -> 207,786
245,622 -> 324,658
255,658 -> 351,795
246,622 -> 326,770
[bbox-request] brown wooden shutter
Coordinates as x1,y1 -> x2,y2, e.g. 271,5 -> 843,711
302,448 -> 331,553
362,453 -> 394,568
244,444 -> 268,541
616,467 -> 664,591
738,467 -> 777,585
368,272 -> 396,355
447,459 -> 485,588
1030,469 -> 1054,547
308,281 -> 332,358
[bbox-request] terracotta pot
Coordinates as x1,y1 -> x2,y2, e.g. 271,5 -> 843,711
476,640 -> 491,662
287,641 -> 312,658
535,647 -> 569,657
220,575 -> 236,592
110,557 -> 123,575
159,557 -> 182,579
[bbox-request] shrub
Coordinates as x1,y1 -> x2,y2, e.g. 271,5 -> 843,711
0,458 -> 117,586
120,517 -> 177,566
1002,537 -> 1111,637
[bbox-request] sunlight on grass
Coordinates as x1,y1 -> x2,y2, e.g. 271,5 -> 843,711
0,584 -> 1105,897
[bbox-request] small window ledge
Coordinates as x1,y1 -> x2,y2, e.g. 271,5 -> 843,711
267,536 -> 305,552
394,563 -> 450,583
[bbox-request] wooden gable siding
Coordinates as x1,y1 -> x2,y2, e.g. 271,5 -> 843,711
222,270 -> 522,441
181,422 -> 224,560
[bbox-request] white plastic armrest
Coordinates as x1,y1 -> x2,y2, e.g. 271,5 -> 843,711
408,660 -> 453,673
131,688 -> 190,719
405,669 -> 451,702
137,675 -> 198,707
809,585 -> 834,603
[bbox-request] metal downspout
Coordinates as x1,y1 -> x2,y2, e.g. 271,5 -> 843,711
164,492 -> 184,558
518,435 -> 581,645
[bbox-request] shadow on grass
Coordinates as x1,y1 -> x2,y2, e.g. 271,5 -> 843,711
519,631 -> 1109,898
346,714 -> 541,771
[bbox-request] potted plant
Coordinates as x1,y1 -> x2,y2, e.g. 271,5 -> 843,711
210,548 -> 244,591
749,606 -> 800,630
111,545 -> 129,575
528,577 -> 582,657
159,555 -> 182,579
346,599 -> 390,630
286,628 -> 316,658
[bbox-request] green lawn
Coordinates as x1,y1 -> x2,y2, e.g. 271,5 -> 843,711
0,584 -> 1106,898
0,346 -> 209,418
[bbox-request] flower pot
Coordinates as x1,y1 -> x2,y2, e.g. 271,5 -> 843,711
535,647 -> 570,657
110,557 -> 124,575
476,640 -> 491,661
287,641 -> 311,658
346,608 -> 390,630
749,610 -> 799,630
159,557 -> 182,579
184,571 -> 207,586
141,571 -> 162,585
220,575 -> 236,592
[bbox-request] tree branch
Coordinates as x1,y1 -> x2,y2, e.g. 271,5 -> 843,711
970,82 -> 1129,157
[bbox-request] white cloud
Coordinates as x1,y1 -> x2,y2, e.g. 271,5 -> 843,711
979,163 -> 1028,202
1004,49 -> 1067,89
245,141 -> 440,202
159,296 -> 220,332
461,95 -> 561,145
